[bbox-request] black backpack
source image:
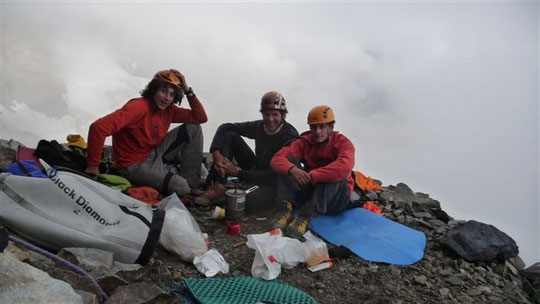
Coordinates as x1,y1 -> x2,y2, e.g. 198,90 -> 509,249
34,140 -> 87,173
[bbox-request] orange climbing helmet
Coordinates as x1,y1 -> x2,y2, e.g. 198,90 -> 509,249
260,91 -> 287,113
154,70 -> 182,88
307,105 -> 335,125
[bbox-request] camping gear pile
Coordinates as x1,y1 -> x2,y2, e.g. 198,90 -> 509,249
0,137 -> 214,267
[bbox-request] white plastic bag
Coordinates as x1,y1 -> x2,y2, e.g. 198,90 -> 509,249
246,229 -> 329,280
193,249 -> 230,277
303,231 -> 330,267
246,229 -> 287,280
158,194 -> 208,262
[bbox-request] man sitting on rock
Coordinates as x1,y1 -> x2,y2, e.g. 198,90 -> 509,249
196,91 -> 299,214
86,69 -> 208,198
270,105 -> 355,239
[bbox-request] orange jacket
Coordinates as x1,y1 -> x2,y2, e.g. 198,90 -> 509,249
87,96 -> 207,168
271,131 -> 355,192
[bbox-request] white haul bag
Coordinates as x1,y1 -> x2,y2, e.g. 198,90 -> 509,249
0,168 -> 164,264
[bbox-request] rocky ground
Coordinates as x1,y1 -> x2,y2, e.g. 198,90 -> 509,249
174,183 -> 536,304
1,139 -> 539,303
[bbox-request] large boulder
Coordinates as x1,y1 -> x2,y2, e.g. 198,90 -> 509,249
440,220 -> 519,262
0,250 -> 83,303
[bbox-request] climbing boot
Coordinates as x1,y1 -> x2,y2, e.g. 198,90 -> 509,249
194,182 -> 226,206
271,201 -> 294,231
285,209 -> 312,240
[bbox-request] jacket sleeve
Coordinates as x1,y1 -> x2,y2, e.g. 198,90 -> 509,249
171,95 -> 208,124
209,121 -> 259,153
86,100 -> 146,166
270,139 -> 304,176
309,138 -> 355,185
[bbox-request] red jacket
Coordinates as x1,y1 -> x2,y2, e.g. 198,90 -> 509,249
271,131 -> 355,192
87,96 -> 207,168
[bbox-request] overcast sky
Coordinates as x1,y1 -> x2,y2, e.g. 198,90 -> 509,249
1,1 -> 538,266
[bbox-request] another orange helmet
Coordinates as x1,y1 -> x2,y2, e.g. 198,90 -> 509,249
307,105 -> 335,125
260,91 -> 287,113
154,70 -> 182,88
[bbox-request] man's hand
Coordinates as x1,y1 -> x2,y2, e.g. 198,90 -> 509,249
288,166 -> 312,190
170,69 -> 189,92
212,150 -> 226,177
85,165 -> 100,176
212,150 -> 240,177
221,157 -> 240,177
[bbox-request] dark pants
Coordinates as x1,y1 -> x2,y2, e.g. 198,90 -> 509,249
276,155 -> 351,216
245,185 -> 277,216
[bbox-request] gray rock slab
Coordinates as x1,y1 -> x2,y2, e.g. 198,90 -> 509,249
110,261 -> 143,274
108,283 -> 167,304
508,256 -> 526,271
413,212 -> 435,219
414,275 -> 428,285
97,274 -> 129,295
439,287 -> 450,297
75,289 -> 98,304
59,247 -> 114,270
428,219 -> 447,228
0,251 -> 83,303
447,274 -> 465,286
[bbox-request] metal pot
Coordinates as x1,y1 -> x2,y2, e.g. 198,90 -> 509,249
225,186 -> 258,221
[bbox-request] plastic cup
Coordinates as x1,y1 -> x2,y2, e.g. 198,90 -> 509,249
212,207 -> 226,220
226,221 -> 242,236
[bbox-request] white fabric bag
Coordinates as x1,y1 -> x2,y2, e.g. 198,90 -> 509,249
0,166 -> 164,264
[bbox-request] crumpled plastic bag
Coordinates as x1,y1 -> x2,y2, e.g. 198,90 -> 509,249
158,194 -> 208,262
193,248 -> 230,277
246,229 -> 329,280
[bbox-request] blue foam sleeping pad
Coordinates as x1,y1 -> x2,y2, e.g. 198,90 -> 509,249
309,208 -> 426,265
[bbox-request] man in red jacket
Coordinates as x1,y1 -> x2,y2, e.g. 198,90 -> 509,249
85,69 -> 208,198
270,105 -> 355,239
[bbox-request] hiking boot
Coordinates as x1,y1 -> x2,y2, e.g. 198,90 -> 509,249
270,201 -> 294,231
190,188 -> 205,197
193,182 -> 226,206
285,209 -> 312,240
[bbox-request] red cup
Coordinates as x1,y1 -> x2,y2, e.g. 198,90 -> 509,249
226,221 -> 242,236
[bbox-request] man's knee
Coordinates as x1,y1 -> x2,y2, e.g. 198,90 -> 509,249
184,124 -> 203,143
313,180 -> 350,214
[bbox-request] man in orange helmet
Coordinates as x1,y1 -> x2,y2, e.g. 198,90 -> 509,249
270,105 -> 355,239
85,69 -> 208,198
196,91 -> 299,213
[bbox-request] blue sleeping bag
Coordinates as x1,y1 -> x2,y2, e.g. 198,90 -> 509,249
310,208 -> 426,265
